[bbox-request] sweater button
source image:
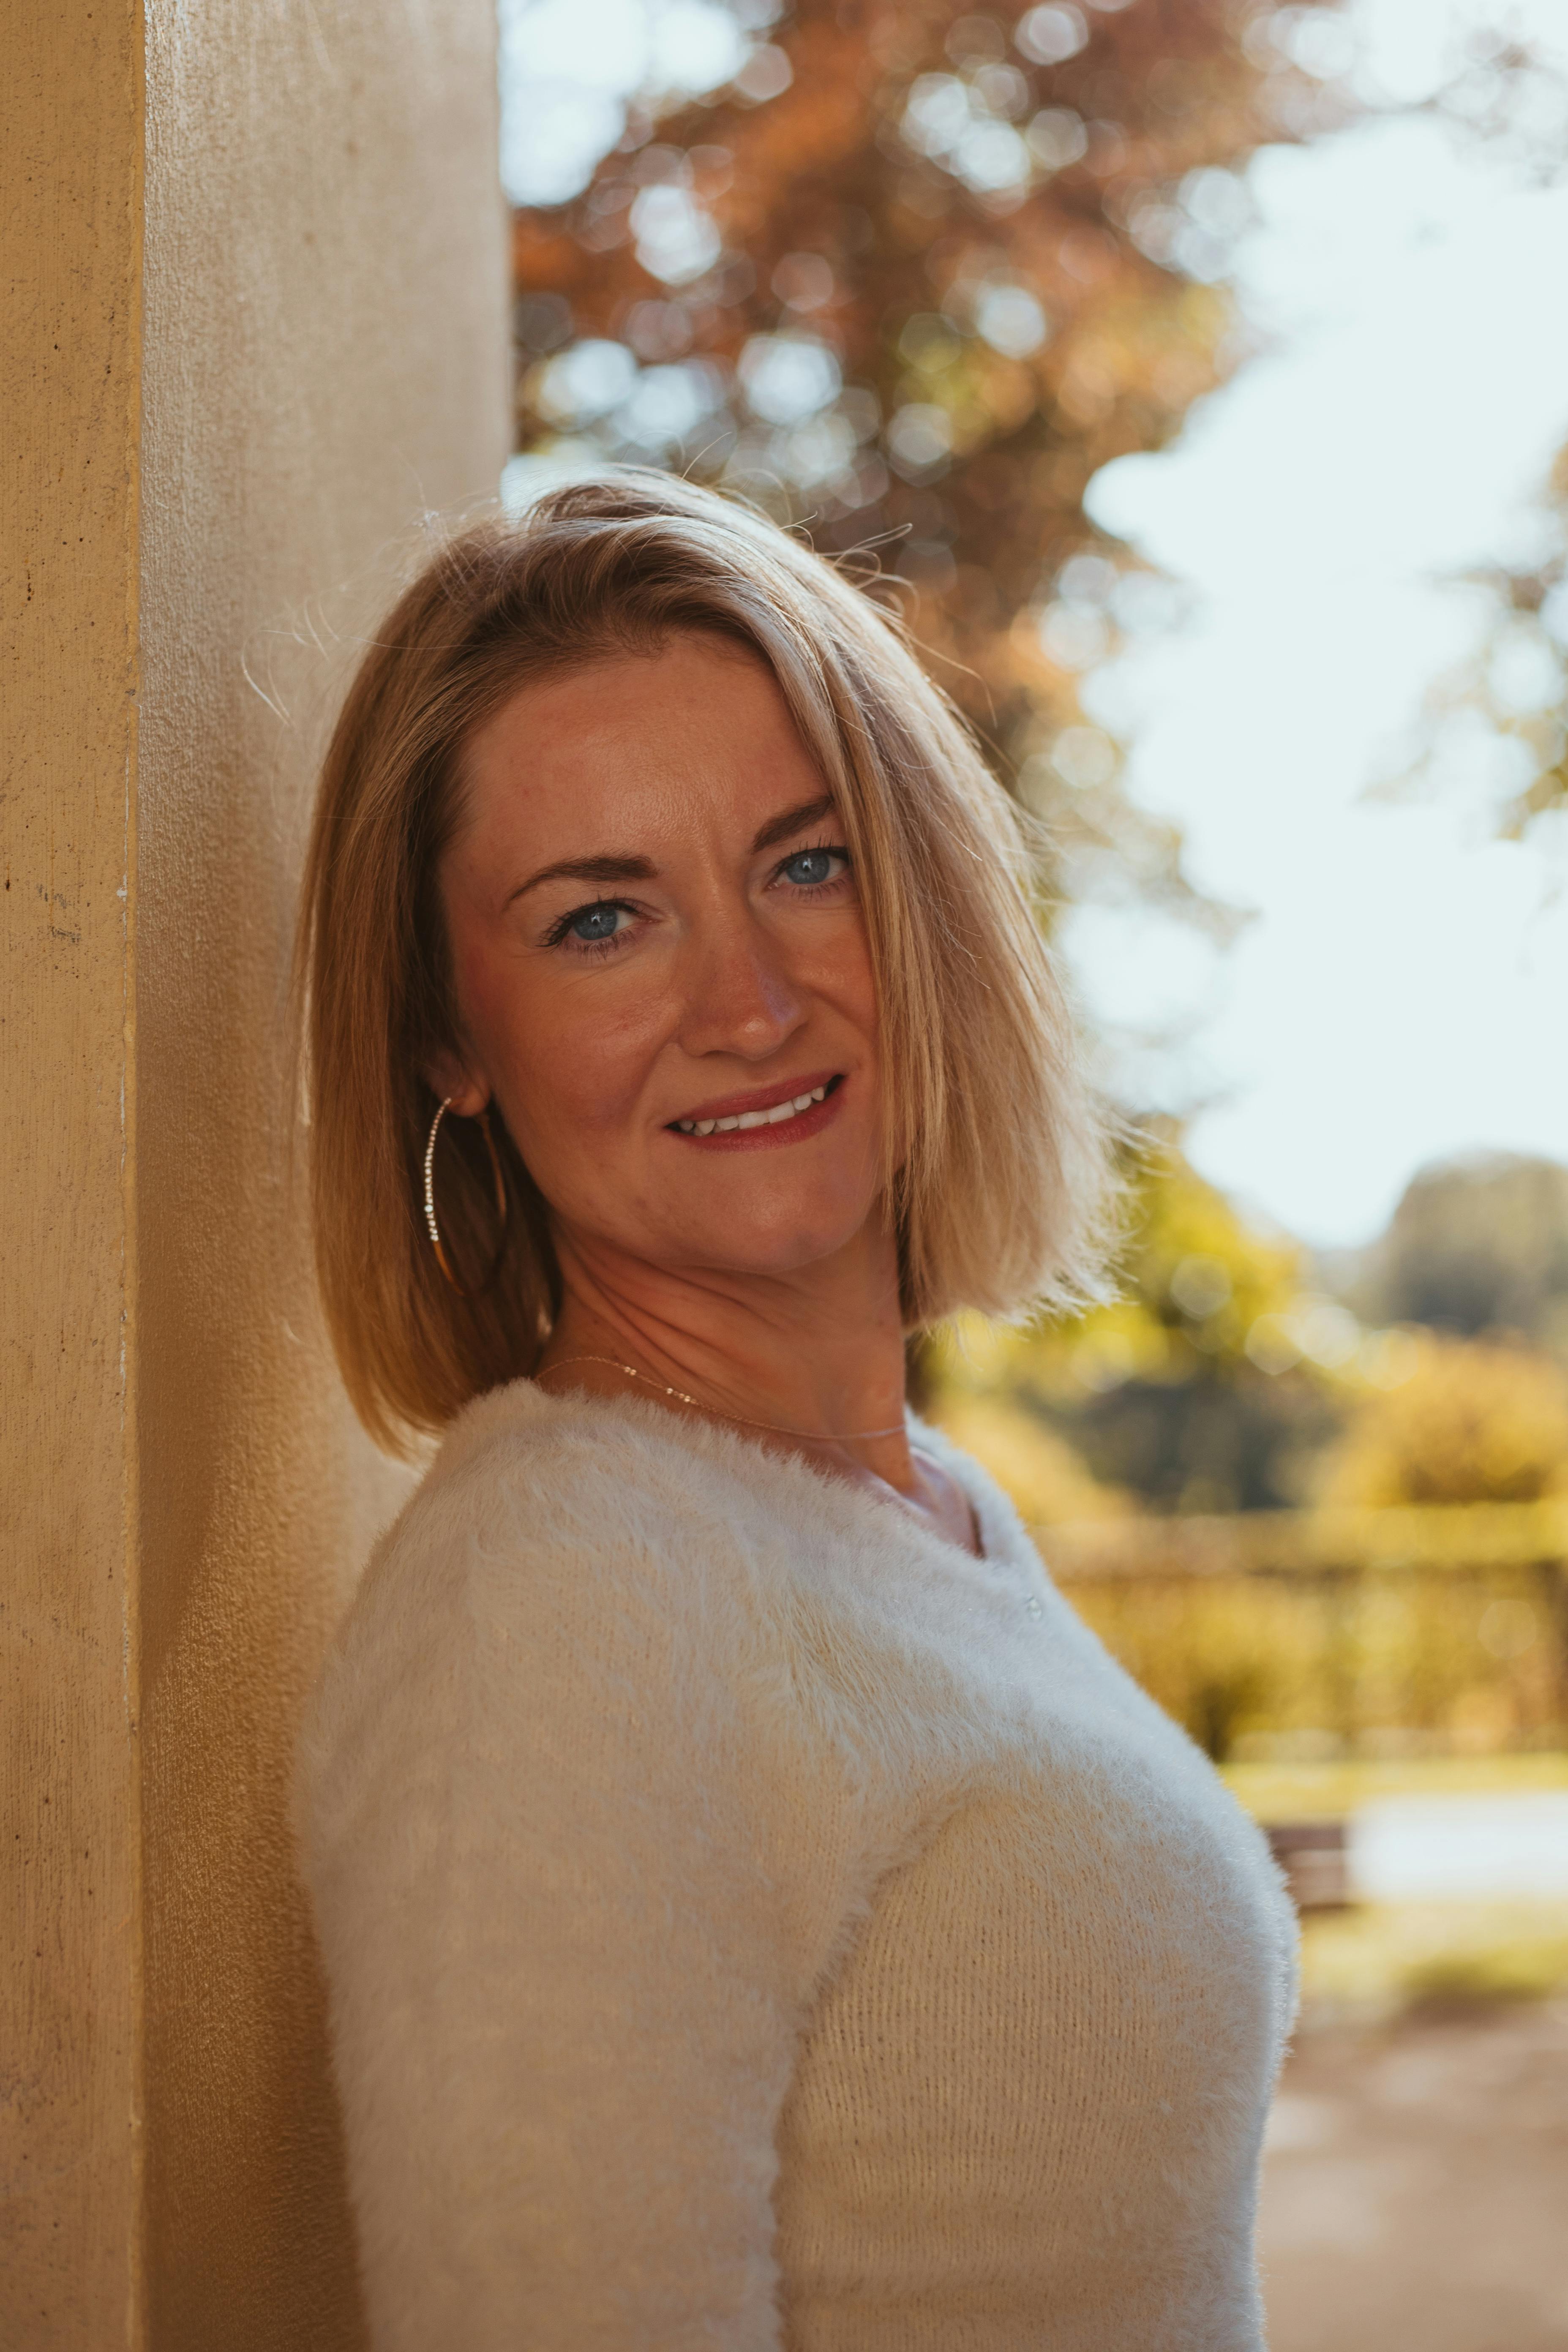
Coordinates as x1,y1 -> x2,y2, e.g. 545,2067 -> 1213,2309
1025,1595 -> 1044,1619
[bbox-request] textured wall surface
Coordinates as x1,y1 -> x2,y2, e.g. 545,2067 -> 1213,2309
136,2 -> 509,2341
1,5 -> 145,2343
3,0 -> 508,2343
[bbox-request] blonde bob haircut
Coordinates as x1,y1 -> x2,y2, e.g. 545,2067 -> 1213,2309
298,469 -> 1111,1453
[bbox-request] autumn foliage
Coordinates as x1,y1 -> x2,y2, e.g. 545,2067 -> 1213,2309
512,0 -> 1349,909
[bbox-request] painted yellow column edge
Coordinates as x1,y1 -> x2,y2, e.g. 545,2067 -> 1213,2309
125,1 -> 149,2336
0,1 -> 147,2344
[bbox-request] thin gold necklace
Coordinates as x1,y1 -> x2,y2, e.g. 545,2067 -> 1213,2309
536,1355 -> 907,1443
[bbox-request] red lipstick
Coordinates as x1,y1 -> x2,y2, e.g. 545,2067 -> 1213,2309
664,1071 -> 845,1153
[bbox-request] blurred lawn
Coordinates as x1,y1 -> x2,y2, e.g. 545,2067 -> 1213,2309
1223,1753 -> 1568,2016
1223,1750 -> 1568,1817
1290,1900 -> 1568,2014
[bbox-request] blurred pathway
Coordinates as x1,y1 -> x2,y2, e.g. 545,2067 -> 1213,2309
1351,1793 -> 1568,1902
1261,2003 -> 1568,2350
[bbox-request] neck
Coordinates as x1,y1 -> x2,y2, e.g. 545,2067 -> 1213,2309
536,1215 -> 920,1491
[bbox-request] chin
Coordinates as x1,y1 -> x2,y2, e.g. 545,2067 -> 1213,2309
667,1199 -> 875,1279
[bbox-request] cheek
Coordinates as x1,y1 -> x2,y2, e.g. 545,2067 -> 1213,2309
850,941 -> 880,1039
806,918 -> 879,1048
461,945 -> 667,1150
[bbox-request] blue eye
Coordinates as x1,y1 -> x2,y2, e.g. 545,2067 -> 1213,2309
567,904 -> 624,943
782,848 -> 839,887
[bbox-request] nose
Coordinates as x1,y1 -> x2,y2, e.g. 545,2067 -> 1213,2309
675,901 -> 807,1063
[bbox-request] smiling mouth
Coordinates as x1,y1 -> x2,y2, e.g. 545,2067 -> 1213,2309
668,1074 -> 843,1137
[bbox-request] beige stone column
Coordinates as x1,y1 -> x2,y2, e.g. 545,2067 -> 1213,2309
3,5 -> 147,2341
2,3 -> 510,2344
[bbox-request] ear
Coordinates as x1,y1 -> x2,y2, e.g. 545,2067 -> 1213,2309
423,1050 -> 490,1120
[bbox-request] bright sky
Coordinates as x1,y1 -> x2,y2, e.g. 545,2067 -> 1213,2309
501,0 -> 1568,1250
1078,0 -> 1568,1246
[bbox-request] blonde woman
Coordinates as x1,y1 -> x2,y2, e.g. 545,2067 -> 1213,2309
294,472 -> 1295,2351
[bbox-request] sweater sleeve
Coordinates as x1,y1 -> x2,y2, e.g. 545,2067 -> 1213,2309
296,1437 -> 844,2352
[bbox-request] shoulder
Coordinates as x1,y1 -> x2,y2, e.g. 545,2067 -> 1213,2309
373,1381 -> 1002,1631
398,1373 -> 814,1560
334,1376 -> 769,1639
295,1382 -> 795,1840
292,1383 -> 904,1946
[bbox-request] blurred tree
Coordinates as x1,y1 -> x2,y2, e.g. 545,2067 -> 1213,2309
1392,25 -> 1568,842
1320,1331 -> 1568,1508
1399,441 -> 1568,844
928,1126 -> 1351,1513
510,0 -> 1352,919
1377,22 -> 1568,840
1339,1152 -> 1568,1368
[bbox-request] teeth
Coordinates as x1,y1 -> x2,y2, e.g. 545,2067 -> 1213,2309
675,1082 -> 832,1135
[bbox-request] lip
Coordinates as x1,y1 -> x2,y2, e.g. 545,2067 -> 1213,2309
667,1067 -> 843,1126
664,1070 -> 847,1153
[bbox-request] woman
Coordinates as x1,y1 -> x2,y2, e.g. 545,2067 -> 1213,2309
294,471 -> 1296,2351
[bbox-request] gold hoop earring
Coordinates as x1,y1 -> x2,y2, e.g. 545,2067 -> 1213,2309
423,1097 -> 507,1297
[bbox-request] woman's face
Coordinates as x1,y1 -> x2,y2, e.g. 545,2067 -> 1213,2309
435,631 -> 885,1285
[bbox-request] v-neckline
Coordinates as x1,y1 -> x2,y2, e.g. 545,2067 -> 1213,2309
483,1378 -> 1010,1576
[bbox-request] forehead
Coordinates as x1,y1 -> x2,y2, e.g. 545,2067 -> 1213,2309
455,632 -> 824,858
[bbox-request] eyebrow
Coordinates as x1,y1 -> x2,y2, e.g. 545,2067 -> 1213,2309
502,793 -> 839,909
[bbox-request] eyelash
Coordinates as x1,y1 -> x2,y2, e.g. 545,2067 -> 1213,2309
542,903 -> 628,954
778,838 -> 852,897
543,839 -> 853,958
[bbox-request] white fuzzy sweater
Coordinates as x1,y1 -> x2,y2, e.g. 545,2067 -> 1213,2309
296,1380 -> 1297,2351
